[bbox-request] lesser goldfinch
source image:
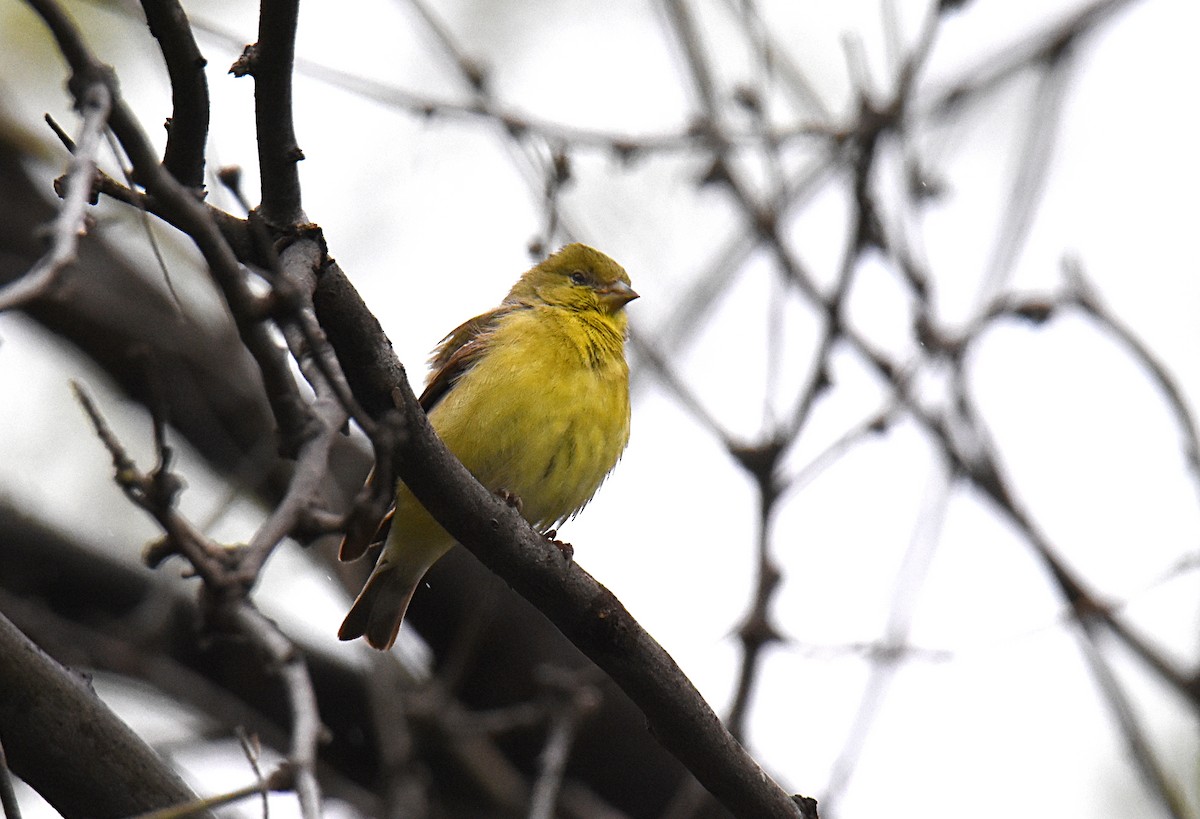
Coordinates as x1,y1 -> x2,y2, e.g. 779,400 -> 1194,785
338,243 -> 637,649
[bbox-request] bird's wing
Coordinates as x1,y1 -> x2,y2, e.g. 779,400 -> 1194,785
418,304 -> 520,412
341,305 -> 520,562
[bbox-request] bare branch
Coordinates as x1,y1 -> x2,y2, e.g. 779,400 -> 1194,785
975,47 -> 1075,307
1065,258 -> 1200,506
528,669 -> 602,819
127,771 -> 292,819
822,461 -> 953,814
0,78 -> 109,311
21,0 -> 308,450
234,0 -> 305,227
140,0 -> 210,188
0,611 -> 207,817
925,0 -> 1138,119
0,737 -> 22,819
1076,622 -> 1191,819
226,606 -> 323,819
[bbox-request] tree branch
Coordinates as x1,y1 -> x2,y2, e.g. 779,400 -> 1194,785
140,0 -> 209,188
0,610 -> 209,818
238,0 -> 305,227
0,75 -> 109,311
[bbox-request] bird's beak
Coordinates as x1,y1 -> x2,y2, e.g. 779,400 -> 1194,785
598,280 -> 639,310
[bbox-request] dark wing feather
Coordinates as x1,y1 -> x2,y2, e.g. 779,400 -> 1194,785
418,304 -> 519,412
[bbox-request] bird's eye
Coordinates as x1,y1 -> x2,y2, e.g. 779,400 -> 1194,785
569,270 -> 589,285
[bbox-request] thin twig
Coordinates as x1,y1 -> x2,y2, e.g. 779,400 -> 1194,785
28,1 -> 313,447
1075,622 -> 1190,819
234,728 -> 270,819
528,672 -> 601,819
0,78 -> 110,311
974,45 -> 1075,307
821,459 -> 953,815
192,14 -> 832,156
127,768 -> 294,819
924,0 -> 1137,120
0,737 -> 22,819
1065,258 -> 1200,506
103,128 -> 187,311
70,380 -> 324,817
228,606 -> 323,819
629,330 -> 736,449
71,380 -> 228,583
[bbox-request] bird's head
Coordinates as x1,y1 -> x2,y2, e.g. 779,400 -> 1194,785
507,243 -> 638,318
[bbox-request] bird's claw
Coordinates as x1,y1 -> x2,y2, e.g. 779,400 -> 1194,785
496,488 -> 523,513
543,530 -> 574,563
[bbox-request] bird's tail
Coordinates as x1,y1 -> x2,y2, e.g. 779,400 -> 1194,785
338,556 -> 426,650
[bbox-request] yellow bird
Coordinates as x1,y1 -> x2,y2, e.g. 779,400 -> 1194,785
338,244 -> 638,649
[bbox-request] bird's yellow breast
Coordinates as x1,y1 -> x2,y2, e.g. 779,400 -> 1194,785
424,304 -> 630,530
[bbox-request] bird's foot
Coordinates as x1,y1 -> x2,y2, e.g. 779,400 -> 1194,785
542,529 -> 574,563
495,488 -> 523,513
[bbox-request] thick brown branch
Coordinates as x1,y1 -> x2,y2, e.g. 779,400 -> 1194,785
0,611 -> 208,818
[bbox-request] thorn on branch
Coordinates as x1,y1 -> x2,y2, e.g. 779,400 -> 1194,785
793,794 -> 820,819
72,380 -> 141,487
44,112 -> 76,152
217,165 -> 252,213
229,44 -> 258,77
